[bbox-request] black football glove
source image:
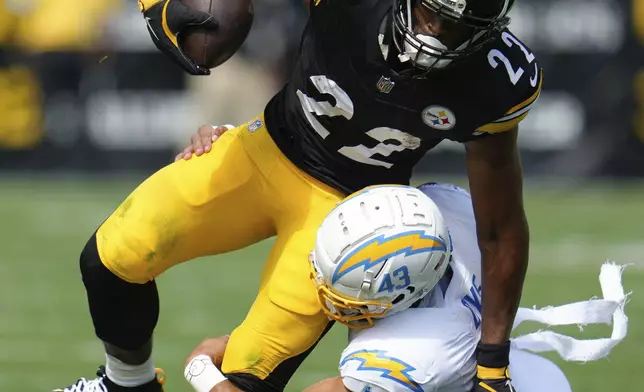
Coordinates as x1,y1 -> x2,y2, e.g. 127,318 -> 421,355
138,0 -> 218,75
473,341 -> 516,392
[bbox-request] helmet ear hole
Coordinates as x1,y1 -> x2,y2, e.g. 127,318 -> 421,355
392,294 -> 406,305
390,286 -> 415,307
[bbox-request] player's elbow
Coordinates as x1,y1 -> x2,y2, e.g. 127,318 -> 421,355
477,213 -> 529,252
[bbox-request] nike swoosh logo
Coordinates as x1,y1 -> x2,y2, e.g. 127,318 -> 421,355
145,17 -> 159,40
529,63 -> 538,87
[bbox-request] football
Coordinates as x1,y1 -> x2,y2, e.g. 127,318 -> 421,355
179,0 -> 254,69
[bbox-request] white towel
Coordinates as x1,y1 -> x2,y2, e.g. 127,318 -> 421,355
511,262 -> 630,362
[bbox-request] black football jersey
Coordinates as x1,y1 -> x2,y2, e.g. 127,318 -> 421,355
264,0 -> 543,194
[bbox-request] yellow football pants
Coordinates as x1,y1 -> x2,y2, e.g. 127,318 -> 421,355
96,115 -> 344,380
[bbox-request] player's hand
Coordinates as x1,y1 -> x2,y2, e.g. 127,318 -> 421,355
473,341 -> 515,392
175,124 -> 232,161
138,0 -> 218,75
473,368 -> 514,392
185,335 -> 230,369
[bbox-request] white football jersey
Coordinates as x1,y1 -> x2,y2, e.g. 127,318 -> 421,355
338,183 -> 629,392
340,183 -> 482,392
415,183 -> 483,315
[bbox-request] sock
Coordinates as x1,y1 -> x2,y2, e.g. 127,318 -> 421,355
105,354 -> 156,387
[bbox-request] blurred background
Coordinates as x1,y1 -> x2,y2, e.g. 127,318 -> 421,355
0,0 -> 642,391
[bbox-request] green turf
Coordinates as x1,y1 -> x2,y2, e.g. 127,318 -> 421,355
0,177 -> 642,391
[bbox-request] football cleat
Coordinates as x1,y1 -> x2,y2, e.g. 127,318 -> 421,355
53,366 -> 165,392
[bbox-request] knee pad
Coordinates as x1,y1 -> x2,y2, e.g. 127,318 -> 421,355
80,232 -> 159,351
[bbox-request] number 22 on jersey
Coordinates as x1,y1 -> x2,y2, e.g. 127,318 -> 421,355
488,31 -> 539,87
297,33 -> 537,169
297,76 -> 421,169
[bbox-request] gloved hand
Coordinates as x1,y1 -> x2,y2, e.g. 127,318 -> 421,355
138,0 -> 218,75
473,341 -> 516,392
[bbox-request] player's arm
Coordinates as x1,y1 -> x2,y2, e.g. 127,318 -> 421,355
184,337 -> 363,392
185,338 -> 351,392
184,336 -> 245,392
464,126 -> 529,376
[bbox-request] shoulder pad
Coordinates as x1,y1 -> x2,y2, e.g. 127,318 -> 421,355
475,30 -> 543,133
340,308 -> 480,391
339,349 -> 427,392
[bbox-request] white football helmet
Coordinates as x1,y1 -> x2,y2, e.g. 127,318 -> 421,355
310,185 -> 452,329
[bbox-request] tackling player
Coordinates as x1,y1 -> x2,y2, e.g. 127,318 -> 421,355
183,184 -> 628,392
56,0 -> 541,391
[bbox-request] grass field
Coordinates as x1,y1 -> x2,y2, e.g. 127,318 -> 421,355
0,176 -> 642,391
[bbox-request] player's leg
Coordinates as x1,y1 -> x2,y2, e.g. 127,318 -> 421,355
61,125 -> 277,391
220,149 -> 345,391
509,348 -> 572,392
221,233 -> 335,391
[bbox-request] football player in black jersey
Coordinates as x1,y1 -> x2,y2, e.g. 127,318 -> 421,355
56,1 -> 540,392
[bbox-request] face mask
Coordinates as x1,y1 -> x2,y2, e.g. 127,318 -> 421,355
400,34 -> 453,69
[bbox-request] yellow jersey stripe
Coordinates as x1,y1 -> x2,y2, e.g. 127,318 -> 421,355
492,89 -> 540,123
476,69 -> 543,134
476,112 -> 529,134
504,70 -> 543,116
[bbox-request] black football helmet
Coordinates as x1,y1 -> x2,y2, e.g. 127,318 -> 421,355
392,0 -> 515,71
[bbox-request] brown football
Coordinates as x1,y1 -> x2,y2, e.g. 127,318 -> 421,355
179,0 -> 254,69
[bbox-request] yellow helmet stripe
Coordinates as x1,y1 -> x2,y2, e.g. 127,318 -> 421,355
333,230 -> 446,284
